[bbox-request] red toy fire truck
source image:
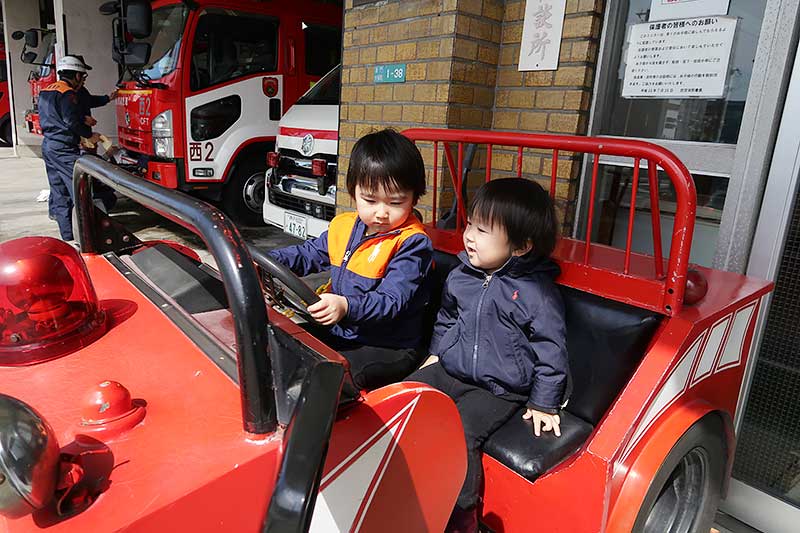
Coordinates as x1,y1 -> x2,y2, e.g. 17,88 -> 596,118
0,129 -> 772,533
102,0 -> 342,226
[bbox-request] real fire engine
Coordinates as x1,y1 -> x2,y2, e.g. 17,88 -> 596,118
10,27 -> 57,137
0,42 -> 11,145
103,0 -> 342,226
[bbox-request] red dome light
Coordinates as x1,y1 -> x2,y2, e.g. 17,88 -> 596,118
0,237 -> 108,365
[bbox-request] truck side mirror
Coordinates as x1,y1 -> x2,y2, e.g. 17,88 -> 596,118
98,1 -> 118,15
124,42 -> 152,68
23,30 -> 39,48
22,52 -> 38,64
126,0 -> 152,39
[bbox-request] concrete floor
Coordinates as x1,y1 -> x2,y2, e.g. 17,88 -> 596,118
0,149 -> 763,533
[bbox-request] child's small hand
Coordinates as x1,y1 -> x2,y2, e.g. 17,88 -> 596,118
523,408 -> 561,438
307,293 -> 348,325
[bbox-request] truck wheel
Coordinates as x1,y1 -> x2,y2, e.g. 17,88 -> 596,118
632,416 -> 726,533
1,120 -> 12,146
222,158 -> 266,227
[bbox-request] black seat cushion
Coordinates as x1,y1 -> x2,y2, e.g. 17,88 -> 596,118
482,286 -> 660,481
484,409 -> 593,481
560,287 -> 662,426
423,252 -> 661,482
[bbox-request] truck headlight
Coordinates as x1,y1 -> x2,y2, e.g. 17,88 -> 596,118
152,109 -> 173,158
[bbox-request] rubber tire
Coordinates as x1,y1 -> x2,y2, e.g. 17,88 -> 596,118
632,415 -> 726,533
222,157 -> 267,227
1,120 -> 12,146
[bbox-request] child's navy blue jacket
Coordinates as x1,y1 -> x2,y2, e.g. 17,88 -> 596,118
429,252 -> 569,413
269,212 -> 433,349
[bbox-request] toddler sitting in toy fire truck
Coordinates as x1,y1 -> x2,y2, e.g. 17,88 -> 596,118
407,178 -> 570,533
268,129 -> 433,390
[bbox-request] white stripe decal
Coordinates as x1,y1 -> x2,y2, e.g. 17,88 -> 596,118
623,336 -> 702,461
620,297 -> 762,462
309,396 -> 420,532
691,316 -> 730,386
716,302 -> 757,371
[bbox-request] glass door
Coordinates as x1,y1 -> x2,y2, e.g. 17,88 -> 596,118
579,0 -> 768,267
720,42 -> 800,533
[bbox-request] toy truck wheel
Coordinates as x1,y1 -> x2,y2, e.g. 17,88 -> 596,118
632,416 -> 726,533
222,158 -> 267,227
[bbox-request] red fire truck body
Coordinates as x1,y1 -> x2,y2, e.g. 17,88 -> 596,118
0,44 -> 11,144
24,62 -> 56,137
9,28 -> 58,137
113,0 -> 342,225
0,129 -> 772,532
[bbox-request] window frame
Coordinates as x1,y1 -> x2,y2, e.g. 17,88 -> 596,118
189,8 -> 280,93
576,0 -> 793,272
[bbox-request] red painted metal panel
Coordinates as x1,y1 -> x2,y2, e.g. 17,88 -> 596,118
403,128 -> 697,315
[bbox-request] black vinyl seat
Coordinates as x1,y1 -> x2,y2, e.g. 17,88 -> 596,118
484,409 -> 593,480
483,287 -> 662,481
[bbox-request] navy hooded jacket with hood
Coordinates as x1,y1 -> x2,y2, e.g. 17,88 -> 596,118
429,252 -> 569,413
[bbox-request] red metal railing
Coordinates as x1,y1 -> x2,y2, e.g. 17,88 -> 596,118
402,128 -> 697,316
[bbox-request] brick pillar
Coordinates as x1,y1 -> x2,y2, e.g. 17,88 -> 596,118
493,0 -> 603,232
339,0 -> 506,220
338,0 -> 605,229
339,0 -> 458,219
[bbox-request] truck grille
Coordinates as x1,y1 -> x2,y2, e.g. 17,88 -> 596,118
269,187 -> 335,221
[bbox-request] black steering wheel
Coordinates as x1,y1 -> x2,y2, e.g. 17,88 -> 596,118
248,245 -> 321,322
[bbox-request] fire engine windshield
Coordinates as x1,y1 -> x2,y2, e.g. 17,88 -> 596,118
295,65 -> 340,106
35,34 -> 56,79
129,5 -> 189,81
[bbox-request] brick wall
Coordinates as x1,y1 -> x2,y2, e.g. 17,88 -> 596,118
491,0 -> 603,231
338,0 -> 605,229
339,0 -> 461,219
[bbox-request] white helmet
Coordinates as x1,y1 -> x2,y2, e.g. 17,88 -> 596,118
56,55 -> 92,74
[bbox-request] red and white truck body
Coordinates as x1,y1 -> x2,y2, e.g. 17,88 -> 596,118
113,0 -> 342,225
264,65 -> 339,239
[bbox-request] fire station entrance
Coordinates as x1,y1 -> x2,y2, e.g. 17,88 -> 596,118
578,1 -> 800,531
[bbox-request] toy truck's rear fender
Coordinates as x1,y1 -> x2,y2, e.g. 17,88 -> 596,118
606,406 -> 731,532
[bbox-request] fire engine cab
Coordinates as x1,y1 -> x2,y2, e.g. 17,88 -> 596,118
10,27 -> 57,137
0,129 -> 773,532
103,0 -> 342,226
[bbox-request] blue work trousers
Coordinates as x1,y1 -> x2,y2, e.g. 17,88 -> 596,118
42,138 -> 79,240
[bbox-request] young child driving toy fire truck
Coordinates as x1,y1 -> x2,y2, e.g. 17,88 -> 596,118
407,178 -> 570,533
268,129 -> 433,390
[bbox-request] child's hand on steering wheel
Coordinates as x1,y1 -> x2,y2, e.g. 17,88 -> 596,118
523,408 -> 561,438
308,293 -> 349,325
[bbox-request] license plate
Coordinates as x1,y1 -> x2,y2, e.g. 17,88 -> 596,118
284,212 -> 308,240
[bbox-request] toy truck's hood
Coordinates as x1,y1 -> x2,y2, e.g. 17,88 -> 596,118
0,254 -> 280,532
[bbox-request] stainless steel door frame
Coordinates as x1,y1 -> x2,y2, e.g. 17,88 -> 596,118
578,0 -> 800,275
719,29 -> 800,533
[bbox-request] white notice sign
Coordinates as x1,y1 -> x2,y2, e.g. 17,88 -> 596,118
518,0 -> 566,71
649,0 -> 730,22
621,16 -> 737,99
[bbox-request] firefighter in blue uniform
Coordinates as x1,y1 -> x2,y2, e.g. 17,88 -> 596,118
38,55 -> 115,241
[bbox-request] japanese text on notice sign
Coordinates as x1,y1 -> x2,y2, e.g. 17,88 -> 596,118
621,16 -> 737,99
